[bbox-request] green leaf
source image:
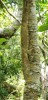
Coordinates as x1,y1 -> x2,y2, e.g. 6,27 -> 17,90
0,38 -> 6,45
38,23 -> 48,32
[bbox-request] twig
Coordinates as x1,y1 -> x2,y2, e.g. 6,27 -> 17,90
7,90 -> 18,99
0,0 -> 20,24
37,1 -> 48,22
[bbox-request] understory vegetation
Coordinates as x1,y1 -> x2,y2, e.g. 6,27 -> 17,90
0,0 -> 48,100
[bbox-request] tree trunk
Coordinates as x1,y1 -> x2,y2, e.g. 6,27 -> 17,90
21,0 -> 41,100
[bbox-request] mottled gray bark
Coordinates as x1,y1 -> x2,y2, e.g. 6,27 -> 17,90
0,21 -> 20,38
21,0 -> 41,100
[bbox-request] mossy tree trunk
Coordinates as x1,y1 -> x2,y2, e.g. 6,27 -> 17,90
21,0 -> 41,100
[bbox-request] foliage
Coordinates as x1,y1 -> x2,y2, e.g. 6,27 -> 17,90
38,14 -> 48,31
0,0 -> 48,100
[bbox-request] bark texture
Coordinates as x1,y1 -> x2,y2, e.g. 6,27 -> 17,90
21,0 -> 41,100
0,21 -> 20,38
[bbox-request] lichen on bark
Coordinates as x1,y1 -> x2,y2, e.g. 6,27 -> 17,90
21,0 -> 41,100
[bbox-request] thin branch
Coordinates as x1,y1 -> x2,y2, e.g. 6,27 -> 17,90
3,81 -> 16,93
42,39 -> 48,49
37,2 -> 48,22
0,0 -> 20,24
39,45 -> 46,59
7,90 -> 18,97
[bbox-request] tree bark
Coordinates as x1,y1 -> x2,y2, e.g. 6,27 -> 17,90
21,0 -> 41,100
0,21 -> 20,38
